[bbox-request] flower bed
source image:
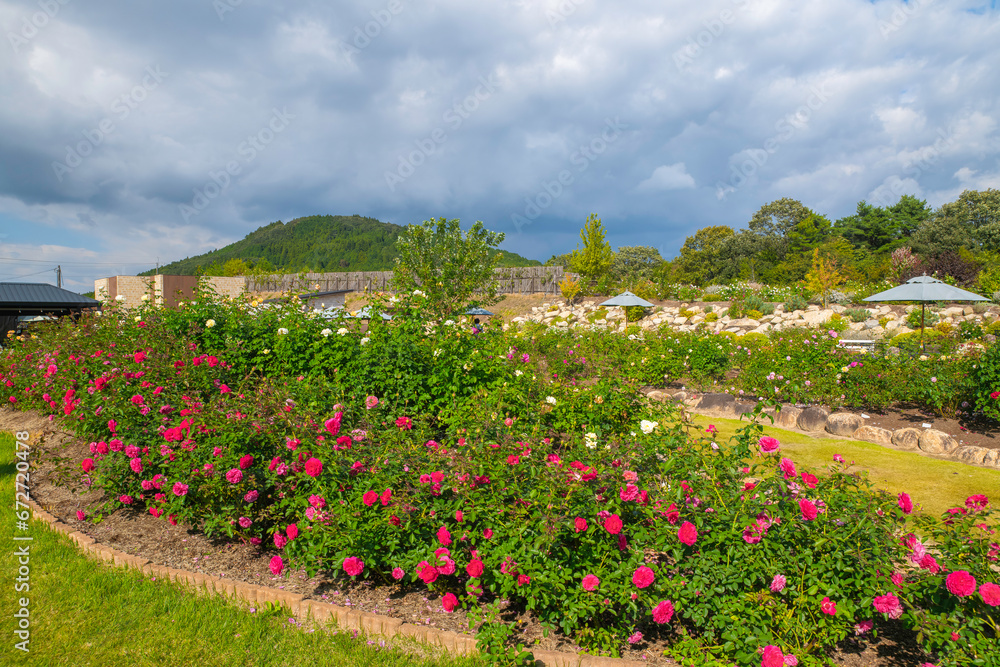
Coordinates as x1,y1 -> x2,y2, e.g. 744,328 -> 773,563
2,292 -> 998,666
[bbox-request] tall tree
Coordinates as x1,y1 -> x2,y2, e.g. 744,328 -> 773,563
676,225 -> 735,285
572,214 -> 615,285
612,246 -> 664,283
392,218 -> 506,316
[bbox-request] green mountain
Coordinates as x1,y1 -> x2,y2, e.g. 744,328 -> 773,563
142,215 -> 540,276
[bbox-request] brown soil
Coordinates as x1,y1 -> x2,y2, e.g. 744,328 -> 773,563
860,405 -> 1000,451
2,407 -> 932,666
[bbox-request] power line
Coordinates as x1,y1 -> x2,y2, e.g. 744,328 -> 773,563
0,267 -> 58,281
0,256 -> 156,266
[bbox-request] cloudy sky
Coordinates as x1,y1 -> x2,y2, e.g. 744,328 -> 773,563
1,0 -> 998,292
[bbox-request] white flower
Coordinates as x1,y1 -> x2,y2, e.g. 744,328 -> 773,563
94,311 -> 102,317
514,369 -> 523,377
389,295 -> 400,303
141,294 -> 150,302
463,363 -> 472,371
277,327 -> 289,335
585,432 -> 597,449
413,290 -> 425,297
320,328 -> 332,337
337,328 -> 349,336
640,420 -> 657,434
134,315 -> 142,322
545,396 -> 557,406
205,319 -> 216,328
433,349 -> 443,357
444,319 -> 455,326
360,337 -> 370,346
114,295 -> 125,302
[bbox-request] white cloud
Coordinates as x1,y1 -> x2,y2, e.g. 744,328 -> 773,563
636,163 -> 696,191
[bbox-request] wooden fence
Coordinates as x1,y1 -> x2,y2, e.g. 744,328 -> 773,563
246,266 -> 569,295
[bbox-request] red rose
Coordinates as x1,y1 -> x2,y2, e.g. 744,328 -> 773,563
677,521 -> 698,546
603,514 -> 623,535
574,517 -> 588,532
466,559 -> 484,578
799,499 -> 818,521
304,457 -> 323,477
946,570 -> 977,597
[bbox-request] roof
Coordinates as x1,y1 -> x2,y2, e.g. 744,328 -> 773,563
863,275 -> 988,303
0,282 -> 101,315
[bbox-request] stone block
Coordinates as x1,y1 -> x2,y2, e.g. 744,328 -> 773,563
891,428 -> 921,450
853,425 -> 893,447
918,429 -> 958,455
825,413 -> 863,436
797,406 -> 830,432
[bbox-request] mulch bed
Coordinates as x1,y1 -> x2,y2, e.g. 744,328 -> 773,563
3,407 -> 934,666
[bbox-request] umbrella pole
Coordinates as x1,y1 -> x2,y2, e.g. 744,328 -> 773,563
920,303 -> 925,351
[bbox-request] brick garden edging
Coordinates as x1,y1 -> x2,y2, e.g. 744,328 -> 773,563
646,390 -> 1000,472
24,497 -> 649,667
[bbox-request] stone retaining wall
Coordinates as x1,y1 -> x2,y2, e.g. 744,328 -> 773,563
646,390 -> 1000,471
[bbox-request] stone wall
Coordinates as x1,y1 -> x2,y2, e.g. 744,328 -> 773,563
94,275 -> 247,307
647,389 -> 1000,471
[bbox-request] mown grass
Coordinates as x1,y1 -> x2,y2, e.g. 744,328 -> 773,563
686,414 -> 1000,518
0,432 -> 482,667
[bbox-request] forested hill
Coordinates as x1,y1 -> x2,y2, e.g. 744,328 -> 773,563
143,215 -> 540,276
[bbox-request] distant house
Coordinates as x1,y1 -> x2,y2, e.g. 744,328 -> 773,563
0,282 -> 100,340
94,275 -> 246,308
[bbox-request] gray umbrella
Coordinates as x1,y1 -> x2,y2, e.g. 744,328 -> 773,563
600,291 -> 654,325
864,275 -> 987,348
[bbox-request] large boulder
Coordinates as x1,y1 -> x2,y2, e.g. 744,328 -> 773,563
891,428 -> 922,450
983,449 -> 1000,469
954,446 -> 991,466
797,406 -> 830,432
775,405 -> 802,430
696,393 -> 736,417
853,425 -> 894,447
918,429 -> 959,456
825,413 -> 863,436
802,309 -> 835,326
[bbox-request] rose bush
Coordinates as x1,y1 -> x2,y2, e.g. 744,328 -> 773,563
1,289 -> 998,666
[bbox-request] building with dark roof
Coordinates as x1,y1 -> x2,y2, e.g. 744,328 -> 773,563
0,282 -> 100,340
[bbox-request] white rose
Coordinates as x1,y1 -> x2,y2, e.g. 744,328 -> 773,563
141,294 -> 150,302
433,349 -> 442,357
514,369 -> 523,377
320,328 -> 332,337
337,328 -> 349,336
205,319 -> 216,328
360,337 -> 370,346
114,295 -> 125,302
584,432 -> 597,449
413,290 -> 425,297
545,396 -> 557,406
640,420 -> 657,434
134,316 -> 142,322
277,327 -> 289,335
444,319 -> 454,326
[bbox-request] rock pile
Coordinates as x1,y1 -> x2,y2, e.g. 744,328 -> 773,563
510,301 -> 997,340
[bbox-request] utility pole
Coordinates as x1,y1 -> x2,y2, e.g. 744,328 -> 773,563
56,265 -> 62,288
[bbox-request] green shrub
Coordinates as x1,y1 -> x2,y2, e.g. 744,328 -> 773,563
844,307 -> 870,323
745,309 -> 763,320
907,308 -> 940,329
701,293 -> 722,302
759,302 -> 776,316
704,312 -> 718,322
783,294 -> 808,311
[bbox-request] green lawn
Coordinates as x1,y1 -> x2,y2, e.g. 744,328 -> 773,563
0,432 -> 482,667
688,414 -> 1000,518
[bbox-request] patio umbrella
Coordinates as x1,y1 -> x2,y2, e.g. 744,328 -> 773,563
600,291 -> 654,325
464,307 -> 494,316
864,275 -> 987,349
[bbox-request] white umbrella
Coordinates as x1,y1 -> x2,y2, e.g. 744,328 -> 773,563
600,291 -> 654,325
864,275 -> 987,348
